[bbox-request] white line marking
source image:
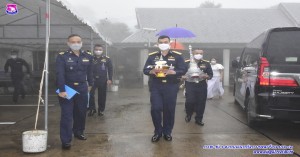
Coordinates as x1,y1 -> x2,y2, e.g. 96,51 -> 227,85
0,95 -> 57,96
0,104 -> 55,107
0,122 -> 16,125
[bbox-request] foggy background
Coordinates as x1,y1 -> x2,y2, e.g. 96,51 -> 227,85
67,0 -> 300,42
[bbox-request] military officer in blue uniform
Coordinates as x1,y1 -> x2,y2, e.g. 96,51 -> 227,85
183,49 -> 213,126
4,50 -> 30,103
88,44 -> 113,117
143,35 -> 187,142
56,34 -> 93,149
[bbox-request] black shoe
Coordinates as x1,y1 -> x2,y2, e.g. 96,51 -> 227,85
88,109 -> 96,117
195,120 -> 204,126
98,111 -> 104,117
151,134 -> 161,142
163,134 -> 172,141
185,115 -> 191,123
62,143 -> 71,150
74,134 -> 87,140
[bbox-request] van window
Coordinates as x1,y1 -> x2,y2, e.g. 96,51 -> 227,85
267,31 -> 300,64
241,48 -> 259,67
241,32 -> 265,67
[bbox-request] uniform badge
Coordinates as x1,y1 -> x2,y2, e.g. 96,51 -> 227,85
168,56 -> 175,61
82,58 -> 89,62
70,67 -> 73,70
200,64 -> 206,69
6,4 -> 18,15
67,58 -> 74,62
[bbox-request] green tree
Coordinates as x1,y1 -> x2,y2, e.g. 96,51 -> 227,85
96,19 -> 132,43
199,0 -> 222,8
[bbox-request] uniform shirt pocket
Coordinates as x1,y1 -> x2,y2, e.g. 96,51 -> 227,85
66,62 -> 77,71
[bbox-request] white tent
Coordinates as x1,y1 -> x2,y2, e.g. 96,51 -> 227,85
0,0 -> 110,132
0,0 -> 109,51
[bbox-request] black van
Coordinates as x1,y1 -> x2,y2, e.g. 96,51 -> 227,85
234,27 -> 300,126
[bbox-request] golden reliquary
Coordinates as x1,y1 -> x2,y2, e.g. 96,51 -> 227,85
154,60 -> 169,77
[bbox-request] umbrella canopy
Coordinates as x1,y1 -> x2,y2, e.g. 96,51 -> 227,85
157,27 -> 196,38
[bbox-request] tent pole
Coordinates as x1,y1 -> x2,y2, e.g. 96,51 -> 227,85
44,0 -> 50,131
105,38 -> 108,56
90,30 -> 93,53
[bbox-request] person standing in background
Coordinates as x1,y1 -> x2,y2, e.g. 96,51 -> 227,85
207,58 -> 224,99
88,44 -> 113,117
4,50 -> 30,104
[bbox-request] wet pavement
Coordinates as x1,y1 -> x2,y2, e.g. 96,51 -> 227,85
0,87 -> 300,157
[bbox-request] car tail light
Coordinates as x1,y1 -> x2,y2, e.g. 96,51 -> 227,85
259,57 -> 270,86
258,57 -> 298,87
269,76 -> 298,86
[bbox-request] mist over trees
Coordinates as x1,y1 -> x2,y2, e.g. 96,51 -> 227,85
199,0 -> 222,8
96,19 -> 132,43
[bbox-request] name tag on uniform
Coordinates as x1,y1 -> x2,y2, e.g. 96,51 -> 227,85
168,56 -> 175,61
200,64 -> 206,68
82,58 -> 89,62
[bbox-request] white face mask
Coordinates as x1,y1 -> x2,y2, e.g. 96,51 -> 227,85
158,44 -> 170,51
211,60 -> 216,64
194,54 -> 203,60
11,55 -> 17,59
94,51 -> 103,56
69,43 -> 82,51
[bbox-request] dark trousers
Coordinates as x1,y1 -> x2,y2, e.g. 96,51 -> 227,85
89,80 -> 107,112
185,81 -> 207,121
150,82 -> 179,135
12,76 -> 25,103
59,84 -> 88,144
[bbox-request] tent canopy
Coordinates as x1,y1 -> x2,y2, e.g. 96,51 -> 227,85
0,0 -> 109,51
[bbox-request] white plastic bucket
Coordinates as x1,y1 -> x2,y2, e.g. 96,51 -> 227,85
22,130 -> 48,153
111,85 -> 119,92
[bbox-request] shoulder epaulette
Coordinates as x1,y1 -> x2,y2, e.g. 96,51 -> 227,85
148,51 -> 158,56
86,51 -> 92,55
105,56 -> 110,58
185,59 -> 190,62
172,51 -> 182,55
202,59 -> 210,62
59,52 -> 65,55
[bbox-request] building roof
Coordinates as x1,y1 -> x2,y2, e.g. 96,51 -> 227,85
123,3 -> 300,44
279,3 -> 300,27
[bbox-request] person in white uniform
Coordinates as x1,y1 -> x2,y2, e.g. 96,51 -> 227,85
207,58 -> 224,99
